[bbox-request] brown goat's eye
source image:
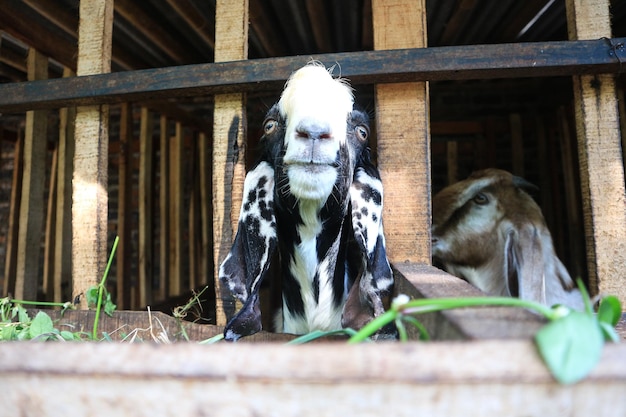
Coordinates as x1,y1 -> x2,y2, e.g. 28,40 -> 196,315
355,125 -> 369,141
264,119 -> 278,135
473,193 -> 489,205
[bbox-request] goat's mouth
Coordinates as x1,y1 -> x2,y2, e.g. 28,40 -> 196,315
285,161 -> 339,173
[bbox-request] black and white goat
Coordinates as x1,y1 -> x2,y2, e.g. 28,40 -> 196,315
431,168 -> 584,309
219,63 -> 393,341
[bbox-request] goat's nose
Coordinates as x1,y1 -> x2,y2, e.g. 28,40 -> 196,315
295,121 -> 332,141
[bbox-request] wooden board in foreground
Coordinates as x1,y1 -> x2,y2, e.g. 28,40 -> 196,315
1,340 -> 625,417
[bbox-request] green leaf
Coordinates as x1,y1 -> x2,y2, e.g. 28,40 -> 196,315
103,292 -> 117,317
535,311 -> 604,384
597,296 -> 622,327
86,287 -> 100,309
29,311 -> 55,340
599,321 -> 620,343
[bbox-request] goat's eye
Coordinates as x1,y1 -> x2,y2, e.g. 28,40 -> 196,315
473,193 -> 489,205
355,125 -> 369,141
264,119 -> 278,135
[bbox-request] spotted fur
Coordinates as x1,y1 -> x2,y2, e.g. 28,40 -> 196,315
219,63 -> 393,340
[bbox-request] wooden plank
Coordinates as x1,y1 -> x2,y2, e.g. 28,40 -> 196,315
71,0 -> 114,309
446,141 -> 458,185
1,37 -> 625,112
3,131 -> 23,296
14,48 -> 48,301
1,341 -> 626,417
169,123 -> 184,297
509,113 -> 524,176
373,0 -> 430,263
157,115 -> 170,302
212,0 -> 248,326
566,0 -> 626,304
198,132 -> 213,289
116,103 -> 133,310
557,107 -> 585,280
138,107 -> 154,307
53,69 -> 75,303
42,144 -> 58,299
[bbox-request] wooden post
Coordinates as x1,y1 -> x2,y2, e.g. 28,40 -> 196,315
446,141 -> 458,185
138,107 -> 154,307
565,0 -> 626,304
15,48 -> 48,301
3,130 -> 23,297
53,68 -> 76,303
158,115 -> 170,302
42,145 -> 58,299
212,0 -> 248,325
116,103 -> 133,310
72,0 -> 114,308
169,122 -> 184,297
373,0 -> 430,263
509,113 -> 524,177
199,132 -> 213,288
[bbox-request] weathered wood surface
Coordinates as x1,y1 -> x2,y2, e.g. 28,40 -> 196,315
1,340 -> 625,417
374,0 -> 431,263
566,0 -> 626,306
138,107 -> 154,307
0,37 -> 625,112
212,0 -> 248,326
394,263 -> 546,340
71,0 -> 114,309
14,48 -> 48,301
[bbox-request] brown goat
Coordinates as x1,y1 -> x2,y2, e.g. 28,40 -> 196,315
431,169 -> 584,309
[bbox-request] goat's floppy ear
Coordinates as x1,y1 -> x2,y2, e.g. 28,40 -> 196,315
503,227 -> 547,304
218,161 -> 277,341
343,158 -> 394,335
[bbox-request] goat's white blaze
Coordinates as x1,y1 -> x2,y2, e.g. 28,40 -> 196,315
279,64 -> 354,201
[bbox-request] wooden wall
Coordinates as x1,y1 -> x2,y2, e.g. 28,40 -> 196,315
0,0 -> 624,315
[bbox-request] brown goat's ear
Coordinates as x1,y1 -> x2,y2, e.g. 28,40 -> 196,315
503,227 -> 547,304
219,161 -> 277,341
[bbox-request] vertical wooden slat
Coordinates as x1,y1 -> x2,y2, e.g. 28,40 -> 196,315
42,146 -> 58,299
72,0 -> 114,308
557,107 -> 584,280
212,0 -> 249,325
3,131 -> 23,296
53,67 -> 76,304
15,48 -> 48,301
169,122 -> 183,297
138,107 -> 154,307
509,113 -> 524,177
565,0 -> 626,303
116,103 -> 133,310
373,0 -> 430,263
446,141 -> 458,185
158,115 -> 170,302
199,132 -> 213,288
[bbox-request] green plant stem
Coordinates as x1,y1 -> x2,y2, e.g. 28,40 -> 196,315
92,236 -> 120,340
348,296 -> 559,343
7,299 -> 70,308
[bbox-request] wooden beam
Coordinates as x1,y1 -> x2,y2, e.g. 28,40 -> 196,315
198,132 -> 213,288
1,37 -> 625,113
14,48 -> 48,301
116,103 -> 133,310
138,107 -> 154,307
373,0 -> 430,263
169,123 -> 184,298
212,0 -> 249,326
71,0 -> 114,309
509,113 -> 524,176
52,68 -> 76,303
566,0 -> 626,305
42,144 -> 58,299
3,130 -> 23,296
157,115 -> 170,302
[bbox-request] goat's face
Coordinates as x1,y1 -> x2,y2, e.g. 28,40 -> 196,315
432,169 -> 584,309
277,64 -> 361,202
